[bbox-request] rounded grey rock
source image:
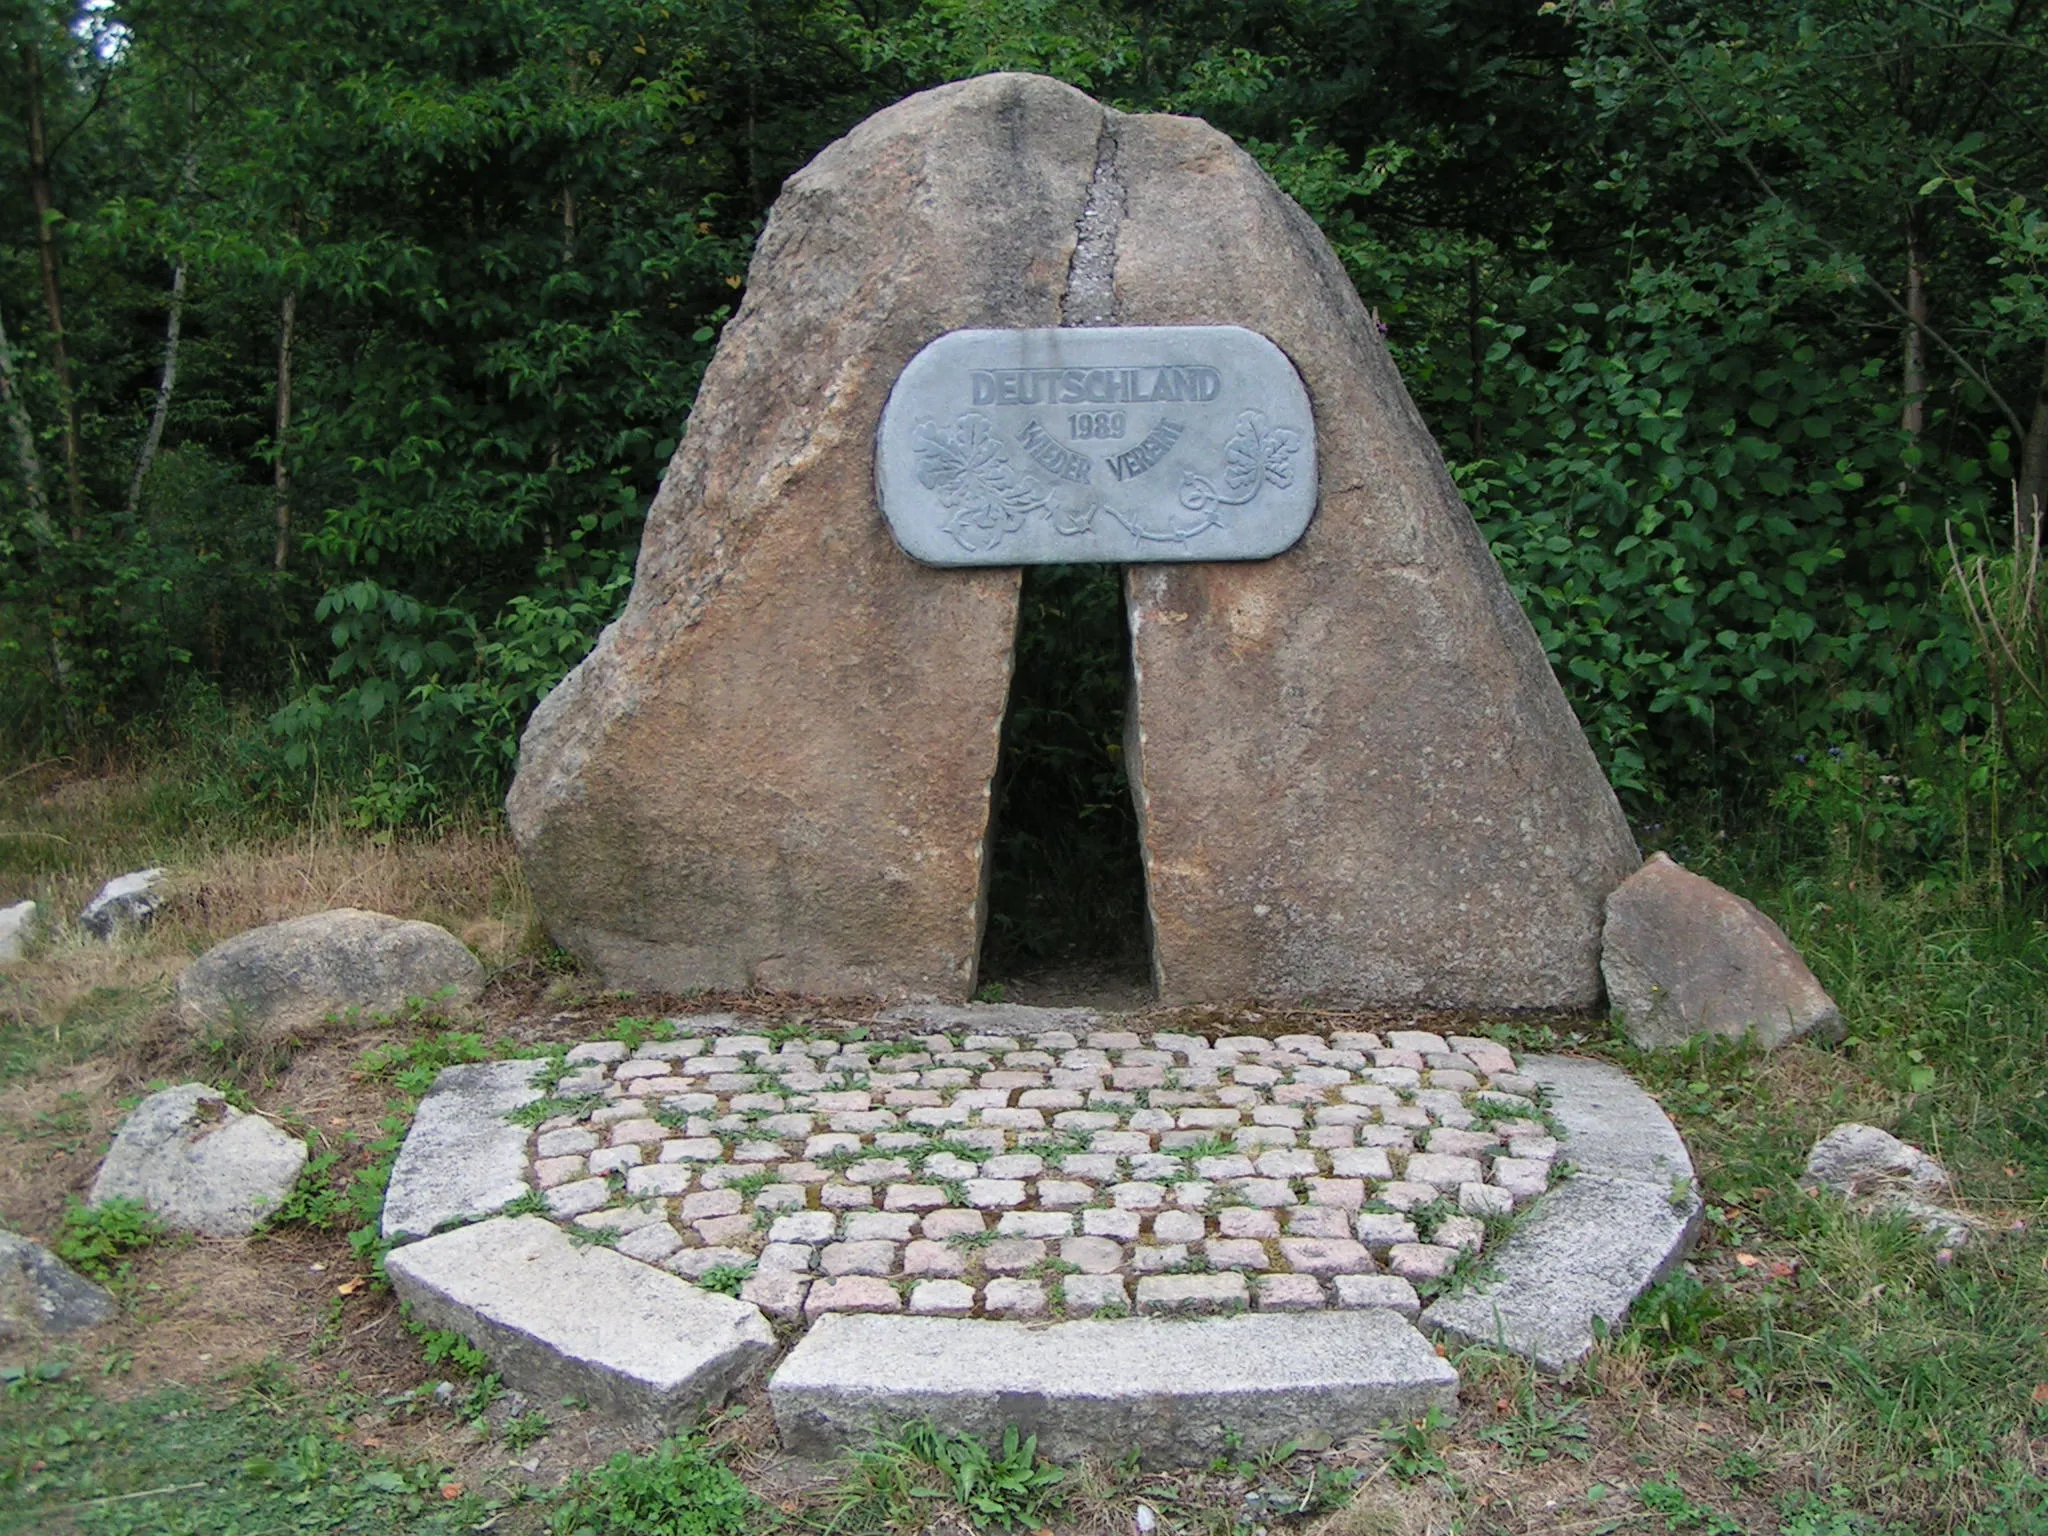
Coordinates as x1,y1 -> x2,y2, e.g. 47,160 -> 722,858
90,1083 -> 307,1236
0,1230 -> 115,1340
177,907 -> 483,1042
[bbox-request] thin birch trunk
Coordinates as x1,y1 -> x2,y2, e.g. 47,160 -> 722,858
271,286 -> 296,572
124,258 -> 187,519
1901,211 -> 1927,440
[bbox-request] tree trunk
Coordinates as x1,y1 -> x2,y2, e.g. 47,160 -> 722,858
0,300 -> 82,736
1467,250 -> 1485,455
20,41 -> 83,535
125,258 -> 187,519
2018,336 -> 2048,549
0,303 -> 47,531
1901,208 -> 1927,439
271,286 -> 297,572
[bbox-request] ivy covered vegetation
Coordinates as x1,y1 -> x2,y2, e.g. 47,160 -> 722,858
2,0 -> 2045,901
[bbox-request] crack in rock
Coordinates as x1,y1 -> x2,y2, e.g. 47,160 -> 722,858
1061,113 -> 1125,327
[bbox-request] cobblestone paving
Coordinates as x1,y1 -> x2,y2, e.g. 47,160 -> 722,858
522,1022 -> 1560,1324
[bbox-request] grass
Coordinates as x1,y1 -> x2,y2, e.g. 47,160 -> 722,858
0,1371 -> 508,1535
7,750 -> 2048,1533
0,752 -> 532,1096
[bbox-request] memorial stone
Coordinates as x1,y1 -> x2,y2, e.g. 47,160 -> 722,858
509,73 -> 1639,1007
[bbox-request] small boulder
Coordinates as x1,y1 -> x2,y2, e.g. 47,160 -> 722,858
0,900 -> 35,962
1601,853 -> 1840,1049
0,1230 -> 115,1341
176,908 -> 484,1042
80,868 -> 167,940
90,1083 -> 307,1236
1803,1123 -> 1974,1246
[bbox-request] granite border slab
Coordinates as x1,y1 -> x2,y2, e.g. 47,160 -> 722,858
768,1309 -> 1457,1465
1420,1054 -> 1702,1373
381,1059 -> 543,1241
385,1216 -> 775,1433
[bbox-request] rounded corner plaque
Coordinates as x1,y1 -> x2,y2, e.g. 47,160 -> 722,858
876,324 -> 1317,566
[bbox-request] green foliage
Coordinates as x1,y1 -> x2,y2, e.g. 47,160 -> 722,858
1379,1405 -> 1451,1482
842,1421 -> 1064,1533
611,1016 -> 673,1052
6,0 -> 2048,889
408,1324 -> 491,1380
358,1031 -> 490,1099
1605,850 -> 2048,1527
51,1196 -> 166,1282
1476,1380 -> 1592,1467
502,1409 -> 553,1453
548,1438 -> 760,1536
270,1151 -> 350,1230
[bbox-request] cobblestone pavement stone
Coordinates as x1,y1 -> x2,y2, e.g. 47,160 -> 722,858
514,1020 -> 1560,1325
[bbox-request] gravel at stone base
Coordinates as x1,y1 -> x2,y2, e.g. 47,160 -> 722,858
515,1020 -> 1561,1324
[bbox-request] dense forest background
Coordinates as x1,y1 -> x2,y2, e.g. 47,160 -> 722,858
3,0 -> 2045,928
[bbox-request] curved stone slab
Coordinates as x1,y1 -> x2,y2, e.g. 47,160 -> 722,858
878,326 -> 1316,564
1525,1054 -> 1695,1188
382,1059 -> 542,1241
768,1309 -> 1457,1466
386,1216 -> 774,1433
1421,1054 -> 1702,1372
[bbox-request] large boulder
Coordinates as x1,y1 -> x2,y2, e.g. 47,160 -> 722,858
508,73 -> 1638,1006
1601,853 -> 1841,1049
90,1083 -> 307,1236
1108,103 -> 1638,1006
176,908 -> 483,1041
507,75 -> 1087,996
0,1231 -> 114,1341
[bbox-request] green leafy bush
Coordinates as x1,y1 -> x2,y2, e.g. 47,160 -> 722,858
548,1439 -> 759,1536
52,1196 -> 166,1282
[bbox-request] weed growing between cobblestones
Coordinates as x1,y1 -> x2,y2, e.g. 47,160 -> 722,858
607,1017 -> 676,1052
508,1091 -> 601,1127
696,1262 -> 753,1296
498,1188 -> 550,1218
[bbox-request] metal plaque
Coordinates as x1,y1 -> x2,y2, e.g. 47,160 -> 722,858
877,325 -> 1317,565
